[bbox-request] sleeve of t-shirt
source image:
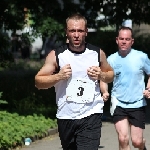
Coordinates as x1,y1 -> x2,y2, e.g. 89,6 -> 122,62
143,54 -> 150,75
107,56 -> 113,68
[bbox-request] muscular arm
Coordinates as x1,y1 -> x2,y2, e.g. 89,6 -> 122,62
143,75 -> 150,99
35,50 -> 72,89
35,50 -> 60,89
100,80 -> 109,102
100,80 -> 108,93
99,50 -> 114,83
146,75 -> 150,89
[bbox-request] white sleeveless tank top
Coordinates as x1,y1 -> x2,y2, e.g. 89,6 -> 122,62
54,43 -> 104,119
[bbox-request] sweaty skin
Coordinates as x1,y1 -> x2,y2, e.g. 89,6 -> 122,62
35,19 -> 114,89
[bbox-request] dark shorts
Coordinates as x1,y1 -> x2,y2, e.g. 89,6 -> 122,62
113,106 -> 146,129
57,113 -> 103,150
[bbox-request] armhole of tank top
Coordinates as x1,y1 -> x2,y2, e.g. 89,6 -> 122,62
53,44 -> 68,74
54,49 -> 60,74
86,43 -> 101,66
98,49 -> 101,83
98,49 -> 101,67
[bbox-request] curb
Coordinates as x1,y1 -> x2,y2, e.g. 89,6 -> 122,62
22,128 -> 58,148
30,127 -> 58,143
47,128 -> 58,136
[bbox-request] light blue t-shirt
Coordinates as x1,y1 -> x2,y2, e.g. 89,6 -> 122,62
108,49 -> 150,108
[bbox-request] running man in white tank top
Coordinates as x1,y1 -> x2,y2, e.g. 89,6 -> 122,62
35,13 -> 114,150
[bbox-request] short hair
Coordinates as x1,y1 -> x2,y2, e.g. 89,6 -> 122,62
118,26 -> 133,38
66,13 -> 87,28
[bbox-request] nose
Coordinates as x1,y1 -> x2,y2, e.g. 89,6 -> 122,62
73,31 -> 79,37
122,39 -> 126,43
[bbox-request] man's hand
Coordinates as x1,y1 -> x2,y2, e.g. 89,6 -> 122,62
87,66 -> 101,80
102,92 -> 109,102
58,64 -> 72,80
143,88 -> 150,99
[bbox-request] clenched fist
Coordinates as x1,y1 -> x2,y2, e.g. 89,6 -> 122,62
143,88 -> 150,99
87,66 -> 101,80
102,92 -> 109,102
58,64 -> 72,80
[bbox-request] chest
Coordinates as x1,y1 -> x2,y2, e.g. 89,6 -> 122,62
58,50 -> 99,75
113,55 -> 143,76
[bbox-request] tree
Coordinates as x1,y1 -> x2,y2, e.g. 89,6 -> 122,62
1,0 -> 150,45
81,0 -> 150,30
1,0 -> 150,33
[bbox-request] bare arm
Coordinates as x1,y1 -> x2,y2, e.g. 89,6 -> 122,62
143,75 -> 150,99
100,80 -> 109,102
35,50 -> 72,89
100,80 -> 108,93
99,50 -> 114,83
146,75 -> 150,89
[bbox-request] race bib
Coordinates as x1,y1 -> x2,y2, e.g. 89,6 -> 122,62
110,96 -> 118,116
66,78 -> 95,103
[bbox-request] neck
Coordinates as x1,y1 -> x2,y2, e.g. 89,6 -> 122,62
69,43 -> 86,52
119,49 -> 131,57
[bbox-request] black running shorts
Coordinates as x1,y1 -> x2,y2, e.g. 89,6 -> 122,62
113,106 -> 146,129
57,113 -> 103,150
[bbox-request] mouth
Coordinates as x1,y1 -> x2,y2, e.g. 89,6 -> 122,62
74,40 -> 80,45
120,45 -> 127,49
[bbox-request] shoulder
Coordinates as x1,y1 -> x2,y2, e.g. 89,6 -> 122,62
132,49 -> 148,59
45,50 -> 56,63
86,43 -> 100,52
132,49 -> 145,55
107,52 -> 118,60
106,52 -> 118,66
54,44 -> 68,56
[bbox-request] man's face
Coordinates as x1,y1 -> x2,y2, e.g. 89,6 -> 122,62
66,19 -> 88,50
116,29 -> 134,51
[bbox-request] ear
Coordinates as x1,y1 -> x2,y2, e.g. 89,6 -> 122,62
65,29 -> 67,36
85,28 -> 88,36
116,37 -> 118,44
131,38 -> 134,45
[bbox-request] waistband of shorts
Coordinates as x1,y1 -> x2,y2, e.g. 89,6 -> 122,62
119,100 -> 138,104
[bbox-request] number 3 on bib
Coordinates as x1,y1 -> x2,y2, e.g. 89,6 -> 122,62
66,78 -> 95,103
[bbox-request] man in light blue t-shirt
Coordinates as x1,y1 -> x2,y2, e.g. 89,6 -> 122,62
100,26 -> 150,150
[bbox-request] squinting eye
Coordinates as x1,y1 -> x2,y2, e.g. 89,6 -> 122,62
119,38 -> 131,41
78,30 -> 84,33
69,30 -> 75,33
126,38 -> 131,41
68,30 -> 85,33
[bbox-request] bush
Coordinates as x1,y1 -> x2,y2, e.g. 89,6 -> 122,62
0,111 -> 57,149
0,32 -> 14,68
133,34 -> 150,58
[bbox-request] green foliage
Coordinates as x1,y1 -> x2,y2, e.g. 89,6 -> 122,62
86,30 -> 117,56
86,30 -> 150,57
0,60 -> 57,119
1,0 -> 150,35
133,34 -> 150,58
0,32 -> 14,68
0,0 -> 25,31
0,111 -> 57,149
0,92 -> 8,104
33,17 -> 64,38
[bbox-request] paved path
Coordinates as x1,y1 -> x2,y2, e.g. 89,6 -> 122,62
22,101 -> 150,150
